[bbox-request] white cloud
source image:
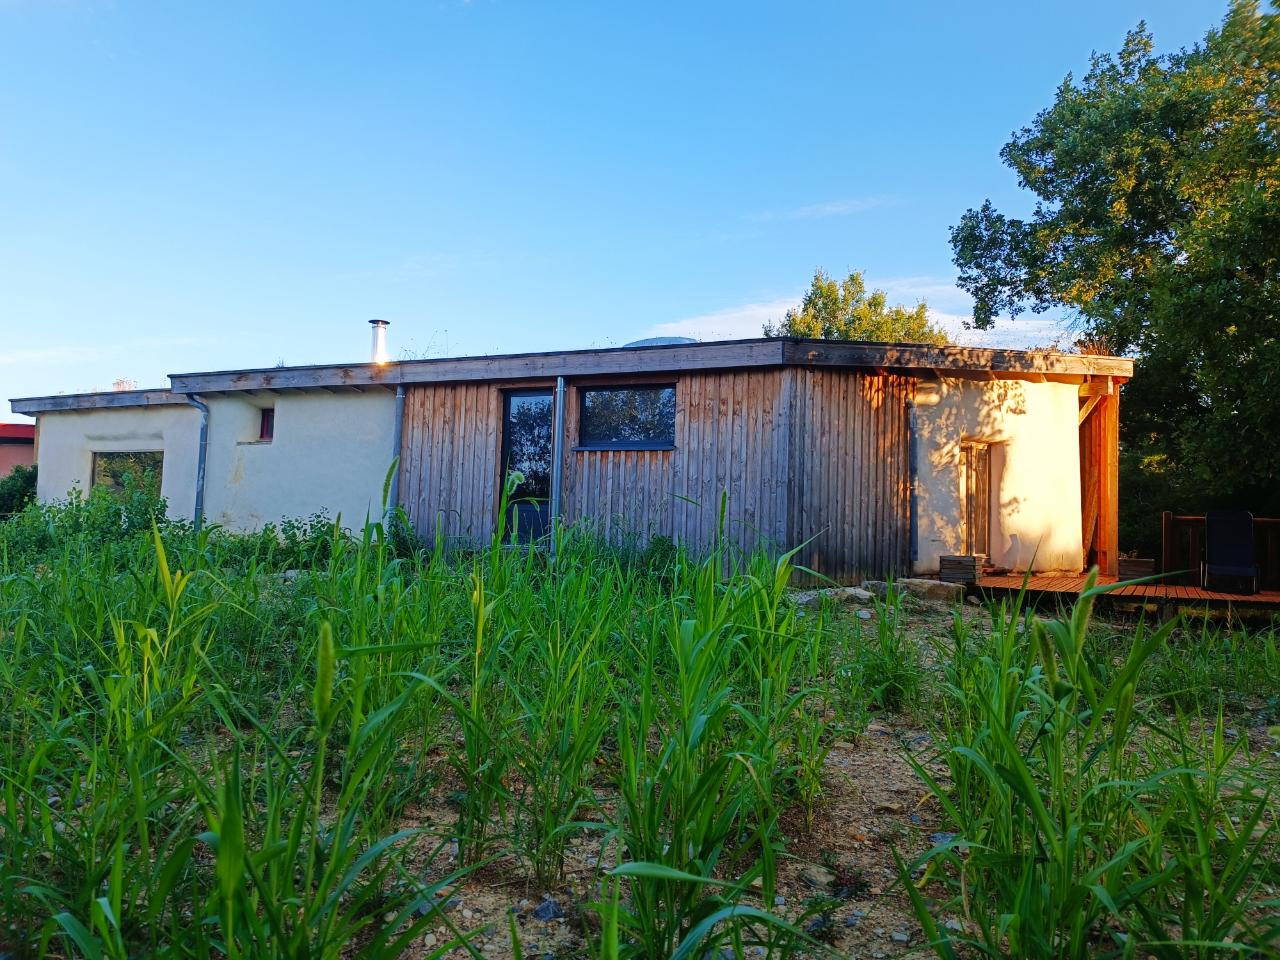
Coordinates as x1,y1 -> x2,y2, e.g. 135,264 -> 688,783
642,297 -> 798,342
640,280 -> 1075,351
749,196 -> 892,222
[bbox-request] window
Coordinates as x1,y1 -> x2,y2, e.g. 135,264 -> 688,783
579,385 -> 676,449
259,408 -> 275,442
92,451 -> 163,496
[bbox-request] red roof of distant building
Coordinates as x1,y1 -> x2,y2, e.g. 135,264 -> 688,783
0,423 -> 35,441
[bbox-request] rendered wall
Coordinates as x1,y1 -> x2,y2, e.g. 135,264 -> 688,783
0,442 -> 34,477
202,391 -> 397,531
31,405 -> 201,520
914,377 -> 1083,574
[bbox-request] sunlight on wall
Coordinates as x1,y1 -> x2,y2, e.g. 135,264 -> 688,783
914,377 -> 1083,574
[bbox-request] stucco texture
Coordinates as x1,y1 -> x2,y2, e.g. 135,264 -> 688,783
913,377 -> 1083,574
202,391 -> 397,531
32,405 -> 201,520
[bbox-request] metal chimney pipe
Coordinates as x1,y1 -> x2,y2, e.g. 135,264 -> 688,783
369,319 -> 390,364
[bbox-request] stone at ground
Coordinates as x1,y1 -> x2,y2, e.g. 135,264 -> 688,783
792,585 -> 875,606
891,931 -> 911,943
863,578 -> 964,603
800,863 -> 836,891
856,609 -> 873,620
532,898 -> 564,921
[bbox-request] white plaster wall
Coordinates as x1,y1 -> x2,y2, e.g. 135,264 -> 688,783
202,391 -> 397,531
32,405 -> 201,521
914,378 -> 1083,574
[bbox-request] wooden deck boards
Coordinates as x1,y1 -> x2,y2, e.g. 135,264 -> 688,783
973,574 -> 1280,608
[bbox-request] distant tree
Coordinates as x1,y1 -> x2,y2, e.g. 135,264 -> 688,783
950,3 -> 1280,551
764,269 -> 949,344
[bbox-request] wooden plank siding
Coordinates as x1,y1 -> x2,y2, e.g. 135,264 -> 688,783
398,382 -> 505,545
789,369 -> 912,583
399,368 -> 912,582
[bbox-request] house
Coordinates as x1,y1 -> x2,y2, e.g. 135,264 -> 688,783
9,335 -> 1132,581
0,423 -> 35,478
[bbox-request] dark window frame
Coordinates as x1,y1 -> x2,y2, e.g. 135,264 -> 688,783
259,408 -> 275,442
576,383 -> 677,451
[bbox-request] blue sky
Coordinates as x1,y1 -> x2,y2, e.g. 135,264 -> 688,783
1,1 -> 1219,420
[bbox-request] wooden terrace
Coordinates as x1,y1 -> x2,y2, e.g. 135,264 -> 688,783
973,574 -> 1280,611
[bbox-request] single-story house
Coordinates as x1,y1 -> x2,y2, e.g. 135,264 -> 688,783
0,423 -> 35,478
10,335 -> 1132,581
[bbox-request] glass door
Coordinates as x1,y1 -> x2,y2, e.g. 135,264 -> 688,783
500,389 -> 554,541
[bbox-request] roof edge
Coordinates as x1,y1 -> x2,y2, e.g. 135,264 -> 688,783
10,388 -> 188,415
168,337 -> 1132,394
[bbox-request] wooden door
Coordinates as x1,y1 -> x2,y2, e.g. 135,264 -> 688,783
962,441 -> 990,558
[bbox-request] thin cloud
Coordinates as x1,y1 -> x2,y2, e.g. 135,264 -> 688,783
642,297 -> 798,341
749,196 -> 892,223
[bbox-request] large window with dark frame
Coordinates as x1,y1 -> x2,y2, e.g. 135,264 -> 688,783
578,385 -> 676,449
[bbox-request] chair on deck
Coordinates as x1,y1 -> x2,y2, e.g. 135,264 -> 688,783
1202,510 -> 1259,595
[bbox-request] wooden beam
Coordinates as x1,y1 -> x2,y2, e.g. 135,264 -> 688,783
166,337 -> 1134,396
783,340 -> 1134,378
1079,378 -> 1115,396
1078,394 -> 1103,425
10,389 -> 189,414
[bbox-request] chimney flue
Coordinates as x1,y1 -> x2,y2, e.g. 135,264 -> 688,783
369,319 -> 390,364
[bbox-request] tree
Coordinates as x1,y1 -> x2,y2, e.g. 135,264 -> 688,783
764,269 -> 949,344
951,3 -> 1280,551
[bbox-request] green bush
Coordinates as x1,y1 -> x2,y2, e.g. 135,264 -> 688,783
0,462 -> 36,517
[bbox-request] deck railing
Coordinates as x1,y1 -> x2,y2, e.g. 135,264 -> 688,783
1160,512 -> 1280,590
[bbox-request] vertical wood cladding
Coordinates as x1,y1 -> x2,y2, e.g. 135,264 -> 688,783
787,369 -> 912,583
399,368 -> 912,581
398,382 -> 504,544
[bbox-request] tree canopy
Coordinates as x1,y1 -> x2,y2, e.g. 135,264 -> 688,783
764,269 -> 949,345
951,3 -> 1280,550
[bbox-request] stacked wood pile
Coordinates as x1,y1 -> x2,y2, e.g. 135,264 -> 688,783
939,555 -> 983,584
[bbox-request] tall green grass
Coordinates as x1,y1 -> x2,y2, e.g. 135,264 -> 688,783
906,574 -> 1280,959
3,485 -> 1276,958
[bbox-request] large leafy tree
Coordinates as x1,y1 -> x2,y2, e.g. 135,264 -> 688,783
764,269 -> 949,344
952,3 -> 1280,551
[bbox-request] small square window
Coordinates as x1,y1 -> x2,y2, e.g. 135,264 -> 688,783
579,385 -> 676,449
259,408 -> 275,442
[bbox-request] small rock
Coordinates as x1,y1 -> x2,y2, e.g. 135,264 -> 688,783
929,831 -> 957,845
856,608 -> 873,620
799,863 -> 836,891
422,933 -> 437,948
845,910 -> 865,927
461,908 -> 474,920
898,577 -> 964,602
773,895 -> 785,907
943,919 -> 963,932
532,898 -> 564,921
873,801 -> 905,814
891,931 -> 910,943
873,927 -> 886,935
965,594 -> 981,606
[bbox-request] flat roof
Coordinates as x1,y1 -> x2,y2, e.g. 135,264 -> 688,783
10,389 -> 188,416
12,337 -> 1133,414
0,423 -> 35,441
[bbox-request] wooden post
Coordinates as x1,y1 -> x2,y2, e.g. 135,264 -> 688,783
1160,510 -> 1174,574
1099,391 -> 1120,577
